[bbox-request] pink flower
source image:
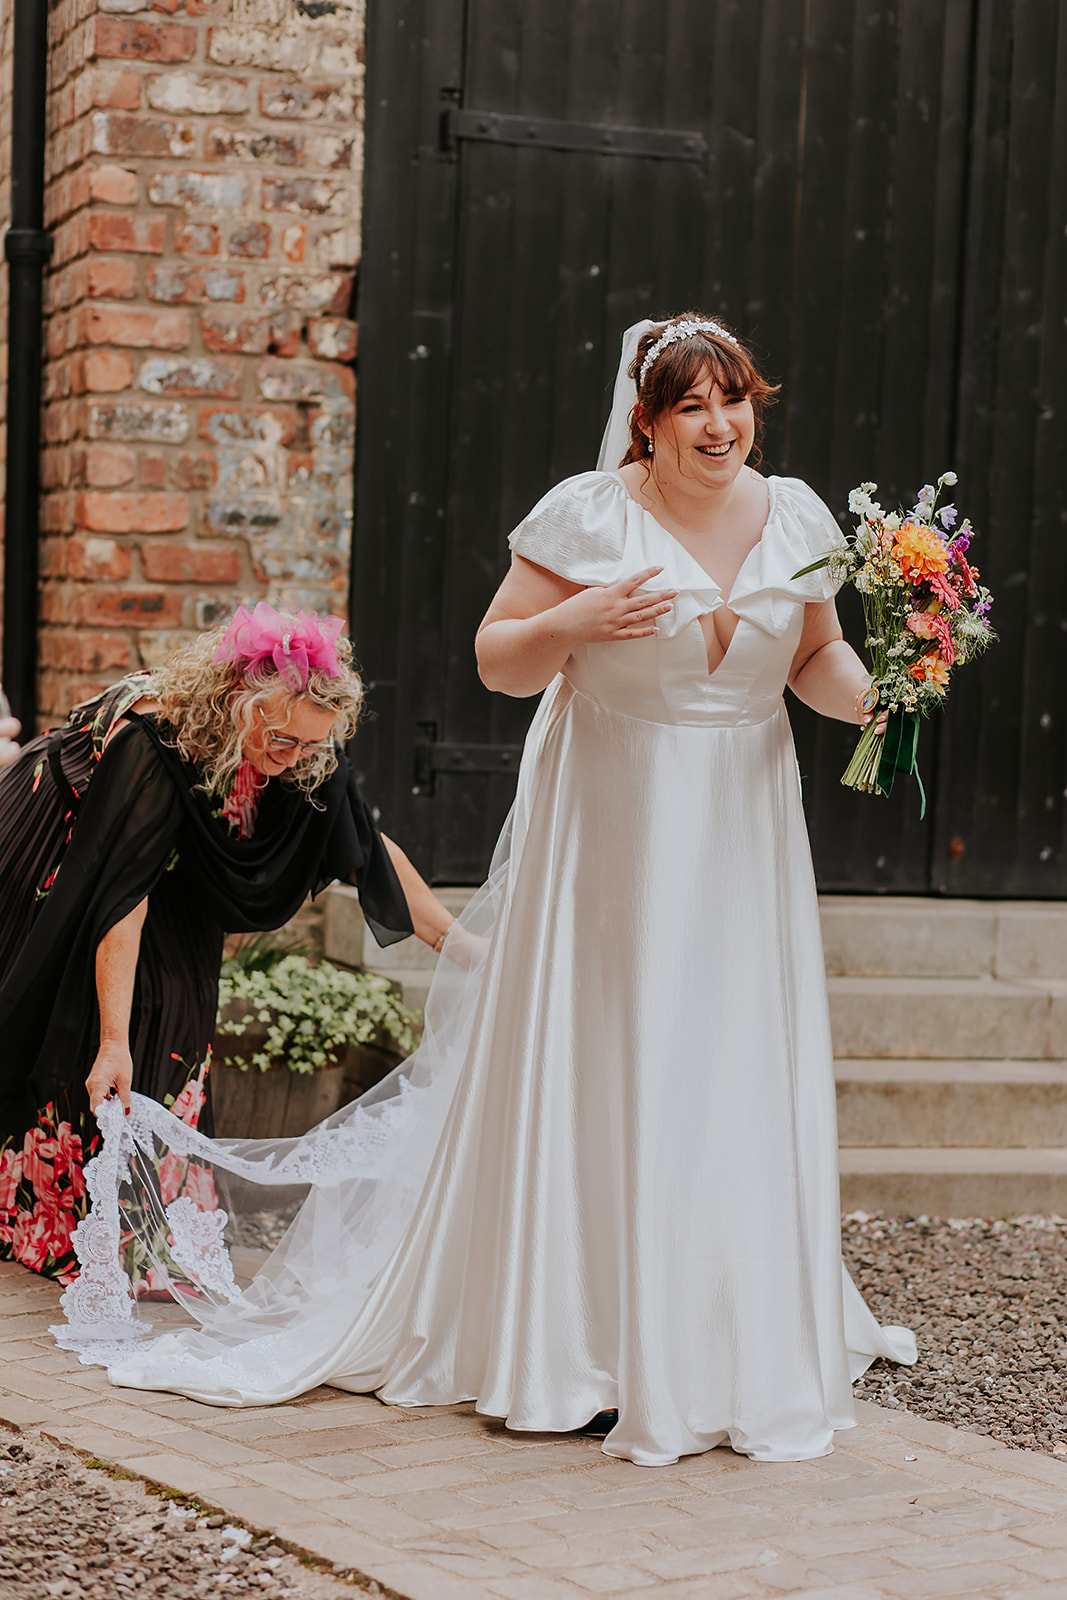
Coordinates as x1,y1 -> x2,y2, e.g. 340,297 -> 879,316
906,611 -> 939,639
12,1197 -> 73,1271
171,1056 -> 209,1130
0,1147 -> 24,1213
952,548 -> 978,596
933,613 -> 955,667
133,1265 -> 177,1301
21,1133 -> 57,1196
158,1152 -> 186,1206
52,1121 -> 84,1184
182,1164 -> 219,1213
927,569 -> 961,611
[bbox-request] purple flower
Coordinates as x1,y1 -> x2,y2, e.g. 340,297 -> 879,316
950,519 -> 973,556
939,505 -> 958,529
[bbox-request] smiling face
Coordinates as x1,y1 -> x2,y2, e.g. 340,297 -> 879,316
643,366 -> 756,491
240,693 -> 339,777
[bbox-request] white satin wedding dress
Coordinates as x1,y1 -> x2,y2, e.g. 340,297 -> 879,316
55,464 -> 914,1468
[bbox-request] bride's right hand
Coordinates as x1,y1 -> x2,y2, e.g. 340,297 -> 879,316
558,567 -> 677,644
86,1041 -> 133,1115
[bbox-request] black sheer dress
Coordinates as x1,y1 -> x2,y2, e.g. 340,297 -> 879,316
0,678 -> 412,1279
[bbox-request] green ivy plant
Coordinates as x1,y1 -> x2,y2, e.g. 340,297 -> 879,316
216,946 -> 421,1076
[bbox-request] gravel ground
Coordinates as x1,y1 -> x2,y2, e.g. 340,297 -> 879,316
6,1215 -> 1067,1594
0,1429 -> 393,1600
842,1212 -> 1067,1458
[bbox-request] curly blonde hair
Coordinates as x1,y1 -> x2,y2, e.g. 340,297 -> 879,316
151,624 -> 364,799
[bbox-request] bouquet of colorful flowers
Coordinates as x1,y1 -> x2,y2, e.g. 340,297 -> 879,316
797,472 -> 995,813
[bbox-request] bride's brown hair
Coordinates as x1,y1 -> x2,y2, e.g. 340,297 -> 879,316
620,313 -> 780,469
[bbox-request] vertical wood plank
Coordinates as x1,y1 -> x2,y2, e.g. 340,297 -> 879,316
937,0 -> 1066,894
351,0 -> 466,875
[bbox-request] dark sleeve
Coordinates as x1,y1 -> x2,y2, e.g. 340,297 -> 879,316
316,760 -> 414,948
0,723 -> 182,1126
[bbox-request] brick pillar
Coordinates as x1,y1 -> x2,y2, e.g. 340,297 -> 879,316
38,0 -> 363,721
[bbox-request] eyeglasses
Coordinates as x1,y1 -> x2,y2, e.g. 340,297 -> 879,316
257,708 -> 335,755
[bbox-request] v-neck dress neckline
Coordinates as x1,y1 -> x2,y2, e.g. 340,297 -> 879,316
605,468 -> 778,610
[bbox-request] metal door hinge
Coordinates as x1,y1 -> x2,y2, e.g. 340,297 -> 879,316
414,724 -> 523,796
441,107 -> 706,163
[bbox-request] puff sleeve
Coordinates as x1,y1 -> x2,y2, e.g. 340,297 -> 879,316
728,477 -> 848,638
507,473 -> 628,586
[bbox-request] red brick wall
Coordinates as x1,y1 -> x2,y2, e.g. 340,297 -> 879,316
35,0 -> 363,720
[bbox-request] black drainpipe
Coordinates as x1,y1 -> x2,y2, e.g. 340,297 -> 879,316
2,0 -> 52,730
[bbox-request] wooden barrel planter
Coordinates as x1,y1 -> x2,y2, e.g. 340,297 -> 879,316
211,1004 -> 405,1141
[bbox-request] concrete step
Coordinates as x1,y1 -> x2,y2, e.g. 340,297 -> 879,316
364,959 -> 1067,1047
367,968 -> 433,1012
835,1059 -> 1067,1147
822,897 -> 996,979
820,897 -> 1067,980
324,884 -> 475,973
326,887 -> 1067,984
828,975 -> 1067,1060
839,1146 -> 1067,1218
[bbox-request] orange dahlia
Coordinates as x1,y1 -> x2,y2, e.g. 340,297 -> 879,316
893,520 -> 950,583
909,651 -> 950,690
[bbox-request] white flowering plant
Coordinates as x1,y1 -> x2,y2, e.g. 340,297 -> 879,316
216,953 -> 421,1075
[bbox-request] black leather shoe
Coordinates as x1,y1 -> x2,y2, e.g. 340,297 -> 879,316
578,1409 -> 618,1436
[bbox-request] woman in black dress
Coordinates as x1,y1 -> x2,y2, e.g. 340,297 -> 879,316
0,604 -> 453,1280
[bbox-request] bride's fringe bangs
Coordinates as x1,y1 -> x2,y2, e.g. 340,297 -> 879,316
621,313 -> 780,469
152,625 -> 364,799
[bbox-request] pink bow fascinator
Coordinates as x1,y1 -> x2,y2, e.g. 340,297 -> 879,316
213,602 -> 345,690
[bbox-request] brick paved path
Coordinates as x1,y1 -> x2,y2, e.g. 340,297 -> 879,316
4,1259 -> 1067,1599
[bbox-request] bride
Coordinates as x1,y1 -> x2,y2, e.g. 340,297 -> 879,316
56,314 -> 915,1468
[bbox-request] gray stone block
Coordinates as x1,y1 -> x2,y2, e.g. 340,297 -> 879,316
839,1146 -> 1067,1218
994,904 -> 1067,981
322,882 -> 367,968
835,1059 -> 1067,1147
322,884 -> 477,975
819,896 -> 995,978
828,976 -> 1052,1059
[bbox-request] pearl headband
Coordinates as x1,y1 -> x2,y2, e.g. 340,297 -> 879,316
638,318 -> 739,390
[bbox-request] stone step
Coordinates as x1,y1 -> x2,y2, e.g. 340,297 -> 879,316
821,896 -> 1067,981
839,1146 -> 1067,1218
326,887 -> 1067,984
835,1059 -> 1067,1147
324,885 -> 475,972
374,974 -> 1067,1053
370,968 -> 433,1012
828,975 -> 1067,1060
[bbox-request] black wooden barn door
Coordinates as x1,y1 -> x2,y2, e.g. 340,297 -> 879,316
352,0 -> 1067,895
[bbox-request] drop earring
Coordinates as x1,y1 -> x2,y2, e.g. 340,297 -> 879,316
646,434 -> 654,456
